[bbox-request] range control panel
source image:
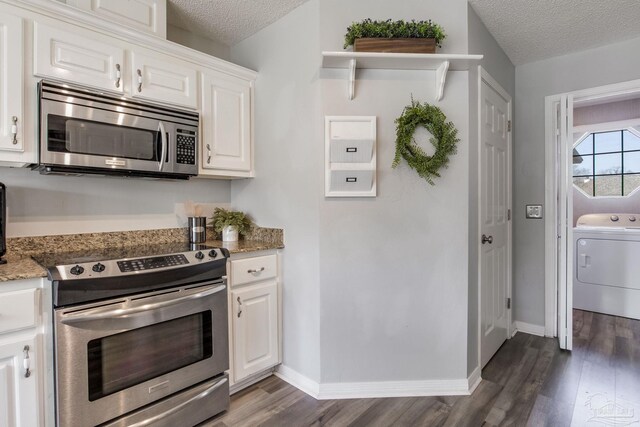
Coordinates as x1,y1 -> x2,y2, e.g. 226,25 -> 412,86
117,254 -> 189,272
176,129 -> 196,165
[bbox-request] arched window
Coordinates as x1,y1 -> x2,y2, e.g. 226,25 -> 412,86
572,129 -> 640,197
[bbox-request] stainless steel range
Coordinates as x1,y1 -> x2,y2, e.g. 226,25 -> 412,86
41,243 -> 230,427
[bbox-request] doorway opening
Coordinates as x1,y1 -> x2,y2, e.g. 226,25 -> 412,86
545,78 -> 640,351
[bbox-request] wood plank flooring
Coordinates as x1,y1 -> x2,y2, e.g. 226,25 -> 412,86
203,310 -> 640,426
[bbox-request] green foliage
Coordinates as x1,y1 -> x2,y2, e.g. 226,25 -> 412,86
344,19 -> 446,49
392,98 -> 459,185
210,208 -> 253,235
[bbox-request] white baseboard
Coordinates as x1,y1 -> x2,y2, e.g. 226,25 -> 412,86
467,367 -> 482,394
274,365 -> 320,398
276,364 -> 481,400
513,321 -> 546,337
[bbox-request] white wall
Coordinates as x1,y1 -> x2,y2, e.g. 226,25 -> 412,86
514,35 -> 640,327
230,0 -> 323,382
167,24 -> 231,60
0,167 -> 230,237
466,4 -> 515,376
232,0 -> 475,385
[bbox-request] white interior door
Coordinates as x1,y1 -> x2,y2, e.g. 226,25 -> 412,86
556,95 -> 574,350
480,70 -> 512,367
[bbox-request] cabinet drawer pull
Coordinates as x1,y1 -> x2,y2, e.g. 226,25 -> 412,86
23,345 -> 31,378
237,296 -> 242,318
115,63 -> 121,88
206,144 -> 212,164
247,267 -> 265,274
11,116 -> 18,145
137,69 -> 143,92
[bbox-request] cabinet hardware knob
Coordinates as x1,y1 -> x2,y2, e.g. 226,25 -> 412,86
11,116 -> 18,145
23,345 -> 31,378
237,296 -> 242,318
137,69 -> 143,92
115,63 -> 121,88
481,234 -> 493,245
247,267 -> 265,274
206,144 -> 211,164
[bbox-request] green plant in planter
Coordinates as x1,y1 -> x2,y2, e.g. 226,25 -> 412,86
210,208 -> 253,235
343,19 -> 446,49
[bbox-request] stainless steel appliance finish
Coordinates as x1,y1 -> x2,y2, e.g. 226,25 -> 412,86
37,80 -> 199,180
189,216 -> 207,243
45,244 -> 230,427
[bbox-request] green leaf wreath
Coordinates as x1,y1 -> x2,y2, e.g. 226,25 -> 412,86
392,99 -> 460,185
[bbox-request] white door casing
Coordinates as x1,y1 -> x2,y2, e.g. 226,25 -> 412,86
479,68 -> 512,367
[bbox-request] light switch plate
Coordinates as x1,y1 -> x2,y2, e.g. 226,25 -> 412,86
526,204 -> 543,219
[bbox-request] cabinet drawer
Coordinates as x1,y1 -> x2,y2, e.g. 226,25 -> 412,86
0,289 -> 38,334
231,255 -> 277,286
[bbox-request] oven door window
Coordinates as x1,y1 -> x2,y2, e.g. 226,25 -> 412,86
87,312 -> 212,401
47,115 -> 166,161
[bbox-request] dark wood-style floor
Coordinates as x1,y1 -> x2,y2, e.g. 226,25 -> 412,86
204,310 -> 640,426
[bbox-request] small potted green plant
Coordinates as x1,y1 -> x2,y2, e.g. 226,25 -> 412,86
210,208 -> 253,242
344,19 -> 446,53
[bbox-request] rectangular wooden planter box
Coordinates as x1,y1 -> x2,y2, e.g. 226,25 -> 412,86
354,38 -> 436,54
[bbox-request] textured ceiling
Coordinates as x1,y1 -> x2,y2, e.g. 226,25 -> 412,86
167,0 -> 309,46
468,0 -> 640,65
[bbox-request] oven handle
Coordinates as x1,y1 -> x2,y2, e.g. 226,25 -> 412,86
60,284 -> 225,325
158,120 -> 167,172
127,376 -> 228,427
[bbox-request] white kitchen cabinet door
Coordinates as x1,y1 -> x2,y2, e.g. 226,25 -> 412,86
200,71 -> 252,177
33,22 -> 125,93
0,13 -> 24,155
231,280 -> 278,383
0,336 -> 41,427
130,50 -> 198,109
65,0 -> 167,38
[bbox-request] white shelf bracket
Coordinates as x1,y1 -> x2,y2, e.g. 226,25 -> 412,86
435,60 -> 450,101
348,58 -> 356,100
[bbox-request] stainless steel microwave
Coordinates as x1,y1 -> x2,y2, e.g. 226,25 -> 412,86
37,80 -> 199,179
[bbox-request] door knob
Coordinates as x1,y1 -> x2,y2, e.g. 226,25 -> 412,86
481,234 -> 493,244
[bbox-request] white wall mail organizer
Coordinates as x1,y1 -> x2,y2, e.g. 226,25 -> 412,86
325,116 -> 376,197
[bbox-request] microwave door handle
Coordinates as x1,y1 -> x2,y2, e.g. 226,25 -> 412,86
158,121 -> 167,172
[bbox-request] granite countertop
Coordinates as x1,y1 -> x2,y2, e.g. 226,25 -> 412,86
0,227 -> 284,282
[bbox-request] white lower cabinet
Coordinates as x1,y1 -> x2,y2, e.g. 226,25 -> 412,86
0,336 -> 39,427
228,253 -> 281,389
0,280 -> 45,427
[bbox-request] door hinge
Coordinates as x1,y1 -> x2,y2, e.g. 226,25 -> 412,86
507,298 -> 511,309
507,209 -> 511,221
507,120 -> 512,132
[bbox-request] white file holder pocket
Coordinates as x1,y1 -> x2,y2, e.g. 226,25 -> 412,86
325,116 -> 376,197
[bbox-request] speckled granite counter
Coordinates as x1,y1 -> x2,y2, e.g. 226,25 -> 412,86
0,226 -> 284,282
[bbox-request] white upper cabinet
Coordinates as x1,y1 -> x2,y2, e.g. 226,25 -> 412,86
0,13 -> 25,157
65,0 -> 167,38
130,50 -> 198,109
200,70 -> 253,177
33,22 -> 125,93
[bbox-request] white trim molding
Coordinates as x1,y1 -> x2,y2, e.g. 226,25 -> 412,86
512,321 -> 546,337
275,365 -> 481,401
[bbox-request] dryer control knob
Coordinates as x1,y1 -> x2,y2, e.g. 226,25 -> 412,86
610,215 -> 619,222
630,216 -> 637,222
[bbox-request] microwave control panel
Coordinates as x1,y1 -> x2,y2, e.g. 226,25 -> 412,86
176,129 -> 196,165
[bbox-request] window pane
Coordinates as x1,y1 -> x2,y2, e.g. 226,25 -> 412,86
624,130 -> 640,151
595,153 -> 622,175
573,155 -> 593,176
624,175 -> 640,196
594,131 -> 622,153
624,151 -> 640,173
573,177 -> 593,196
595,175 -> 622,196
574,134 -> 593,155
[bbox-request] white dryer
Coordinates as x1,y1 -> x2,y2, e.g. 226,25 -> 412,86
574,213 -> 640,320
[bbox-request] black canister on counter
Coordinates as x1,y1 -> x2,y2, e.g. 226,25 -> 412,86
188,216 -> 206,243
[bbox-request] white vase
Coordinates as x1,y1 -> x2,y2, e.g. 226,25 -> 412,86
222,225 -> 239,242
